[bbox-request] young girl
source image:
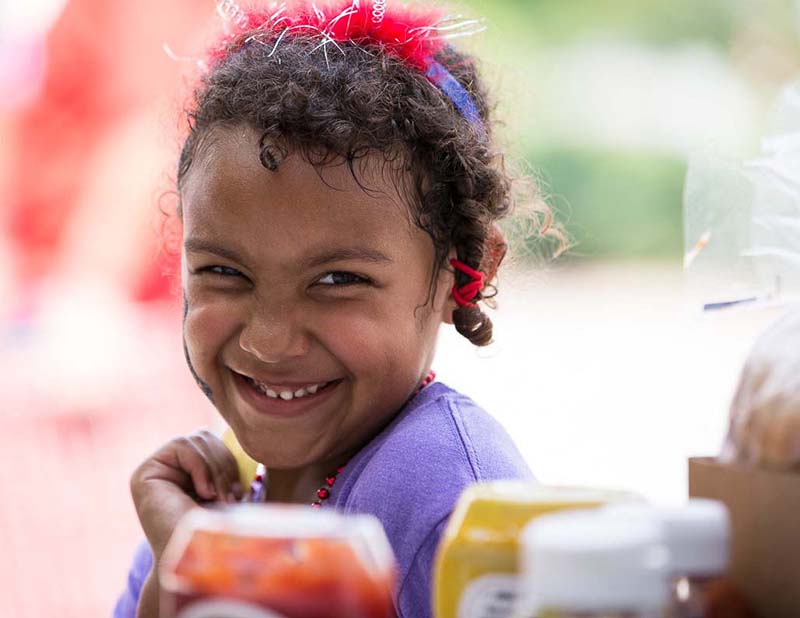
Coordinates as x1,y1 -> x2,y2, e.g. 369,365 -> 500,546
115,2 -> 563,616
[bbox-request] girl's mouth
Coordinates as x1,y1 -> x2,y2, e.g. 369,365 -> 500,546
231,370 -> 343,417
244,375 -> 337,400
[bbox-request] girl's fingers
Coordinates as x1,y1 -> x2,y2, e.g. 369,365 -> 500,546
192,430 -> 244,502
169,437 -> 219,501
186,433 -> 227,501
129,433 -> 243,560
136,432 -> 244,504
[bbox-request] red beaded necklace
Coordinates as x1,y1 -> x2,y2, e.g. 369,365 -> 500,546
249,370 -> 436,507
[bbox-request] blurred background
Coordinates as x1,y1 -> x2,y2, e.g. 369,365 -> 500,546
1,0 -> 799,616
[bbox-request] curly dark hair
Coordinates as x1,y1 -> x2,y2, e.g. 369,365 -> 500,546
176,31 -> 563,345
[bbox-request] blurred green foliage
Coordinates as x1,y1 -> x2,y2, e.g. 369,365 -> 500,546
453,0 -> 798,260
528,147 -> 686,259
465,0 -> 738,48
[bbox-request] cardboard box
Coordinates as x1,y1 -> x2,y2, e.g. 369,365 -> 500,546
688,457 -> 800,618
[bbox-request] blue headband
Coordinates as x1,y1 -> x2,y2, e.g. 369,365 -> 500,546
425,60 -> 487,139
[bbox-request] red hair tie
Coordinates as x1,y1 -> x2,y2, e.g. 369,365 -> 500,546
450,258 -> 485,308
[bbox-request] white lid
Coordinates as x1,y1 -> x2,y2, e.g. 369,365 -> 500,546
179,503 -> 356,538
519,510 -> 669,612
602,499 -> 730,575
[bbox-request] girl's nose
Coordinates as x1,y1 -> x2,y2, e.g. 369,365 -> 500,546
238,307 -> 311,364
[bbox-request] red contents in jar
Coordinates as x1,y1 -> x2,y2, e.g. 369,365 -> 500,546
168,528 -> 395,618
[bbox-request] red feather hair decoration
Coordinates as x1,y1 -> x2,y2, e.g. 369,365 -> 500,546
210,0 -> 486,133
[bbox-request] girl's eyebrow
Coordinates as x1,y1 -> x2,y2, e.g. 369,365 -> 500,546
184,238 -> 247,263
303,248 -> 393,268
184,238 -> 392,268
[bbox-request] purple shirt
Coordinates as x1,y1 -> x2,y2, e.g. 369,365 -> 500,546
114,381 -> 533,618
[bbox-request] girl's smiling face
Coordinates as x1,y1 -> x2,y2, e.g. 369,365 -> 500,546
180,125 -> 454,469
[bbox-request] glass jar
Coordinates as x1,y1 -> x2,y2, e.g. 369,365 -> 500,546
159,504 -> 396,618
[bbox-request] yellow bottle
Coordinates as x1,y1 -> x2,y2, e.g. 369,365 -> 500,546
433,482 -> 639,618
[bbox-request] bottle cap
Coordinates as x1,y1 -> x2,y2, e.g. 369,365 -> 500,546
519,510 -> 669,612
602,499 -> 729,576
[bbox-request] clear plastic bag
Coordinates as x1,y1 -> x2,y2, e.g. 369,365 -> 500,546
684,82 -> 800,311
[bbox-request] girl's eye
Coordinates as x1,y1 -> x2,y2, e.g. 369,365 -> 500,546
197,265 -> 243,278
317,271 -> 368,286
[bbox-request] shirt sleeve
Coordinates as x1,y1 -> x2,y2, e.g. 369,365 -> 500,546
113,540 -> 153,618
396,516 -> 449,618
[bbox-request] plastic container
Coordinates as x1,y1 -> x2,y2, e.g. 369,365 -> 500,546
602,499 -> 757,618
159,504 -> 396,618
517,510 -> 669,618
433,482 -> 640,618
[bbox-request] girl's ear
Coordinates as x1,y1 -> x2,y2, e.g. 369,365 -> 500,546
439,226 -> 507,325
482,224 -> 508,285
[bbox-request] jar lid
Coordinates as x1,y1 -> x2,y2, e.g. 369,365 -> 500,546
519,510 -> 669,612
602,499 -> 729,575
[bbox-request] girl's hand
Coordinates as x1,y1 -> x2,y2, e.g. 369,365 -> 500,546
130,430 -> 244,561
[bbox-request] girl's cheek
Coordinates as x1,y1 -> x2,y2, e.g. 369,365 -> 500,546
313,304 -> 411,361
184,301 -> 241,361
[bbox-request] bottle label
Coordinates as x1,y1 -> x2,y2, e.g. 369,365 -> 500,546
177,599 -> 287,618
457,573 -> 519,618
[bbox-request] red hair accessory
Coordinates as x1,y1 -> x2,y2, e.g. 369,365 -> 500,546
449,258 -> 485,308
209,1 -> 486,132
211,1 -> 467,68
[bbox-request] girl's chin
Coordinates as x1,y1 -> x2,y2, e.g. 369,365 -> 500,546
231,428 -> 340,470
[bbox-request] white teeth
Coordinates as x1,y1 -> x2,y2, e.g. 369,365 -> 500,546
247,376 -> 329,400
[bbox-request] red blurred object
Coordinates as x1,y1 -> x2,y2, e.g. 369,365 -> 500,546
5,0 -> 209,306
